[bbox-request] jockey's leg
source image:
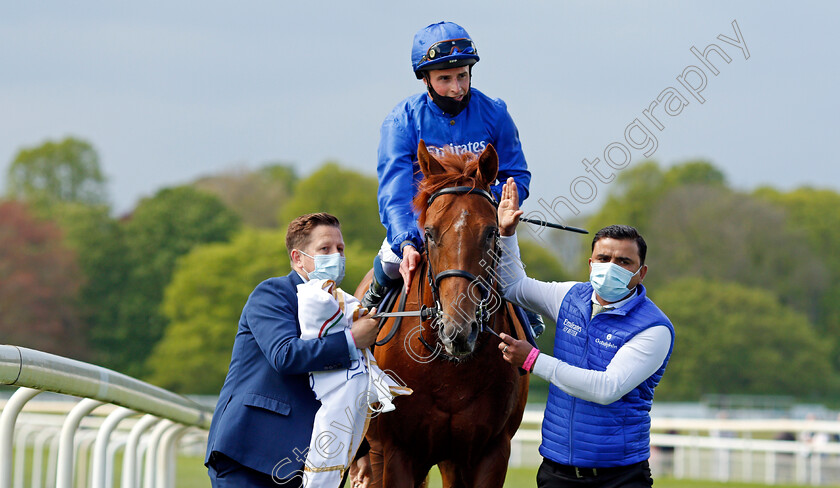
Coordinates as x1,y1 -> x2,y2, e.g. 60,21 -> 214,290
361,240 -> 402,309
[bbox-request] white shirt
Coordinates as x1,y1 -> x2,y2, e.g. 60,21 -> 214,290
498,234 -> 672,405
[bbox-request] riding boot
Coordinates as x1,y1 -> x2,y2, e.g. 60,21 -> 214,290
524,308 -> 545,338
361,273 -> 391,310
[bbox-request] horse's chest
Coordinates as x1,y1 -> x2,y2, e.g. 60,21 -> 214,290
397,366 -> 519,424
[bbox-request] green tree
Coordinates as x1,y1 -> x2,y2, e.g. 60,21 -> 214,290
0,200 -> 88,358
343,243 -> 378,296
662,160 -> 725,188
755,187 -> 840,367
585,161 -> 665,236
193,163 -> 298,228
645,185 -> 827,323
117,186 -> 241,377
280,162 -> 383,251
519,239 -> 570,283
261,163 -> 299,196
147,228 -> 287,393
652,278 -> 832,400
587,160 -> 827,323
586,160 -> 725,237
6,137 -> 107,208
50,203 -> 131,368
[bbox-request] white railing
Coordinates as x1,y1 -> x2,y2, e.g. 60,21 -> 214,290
9,344 -> 840,486
511,410 -> 840,486
0,345 -> 213,488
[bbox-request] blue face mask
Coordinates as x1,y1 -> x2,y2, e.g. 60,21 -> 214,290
300,251 -> 346,285
589,262 -> 642,302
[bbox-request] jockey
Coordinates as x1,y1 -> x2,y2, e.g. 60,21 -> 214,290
361,21 -> 544,336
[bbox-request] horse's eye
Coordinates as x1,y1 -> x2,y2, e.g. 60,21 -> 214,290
425,228 -> 437,245
485,227 -> 498,243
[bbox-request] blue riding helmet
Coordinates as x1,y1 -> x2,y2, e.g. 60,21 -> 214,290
412,21 -> 480,79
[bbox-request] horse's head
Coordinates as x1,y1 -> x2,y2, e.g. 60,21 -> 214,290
415,140 -> 500,358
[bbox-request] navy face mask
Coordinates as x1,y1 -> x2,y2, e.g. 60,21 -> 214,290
427,84 -> 471,116
424,70 -> 472,116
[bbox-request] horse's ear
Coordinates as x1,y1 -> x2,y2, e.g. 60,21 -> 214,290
417,140 -> 446,177
477,144 -> 499,187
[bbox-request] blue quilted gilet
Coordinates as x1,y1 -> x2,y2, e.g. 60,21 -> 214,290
539,282 -> 674,467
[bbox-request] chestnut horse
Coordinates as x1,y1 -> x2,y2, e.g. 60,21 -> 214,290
354,141 -> 530,487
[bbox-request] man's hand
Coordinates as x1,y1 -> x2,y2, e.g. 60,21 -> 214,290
348,453 -> 371,488
498,177 -> 523,237
350,308 -> 379,349
400,245 -> 421,294
498,332 -> 532,369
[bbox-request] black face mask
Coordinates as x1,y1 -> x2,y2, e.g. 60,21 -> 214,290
425,74 -> 471,116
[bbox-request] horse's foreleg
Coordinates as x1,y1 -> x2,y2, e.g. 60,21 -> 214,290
369,447 -> 384,488
438,461 -> 467,488
464,437 -> 512,488
372,445 -> 424,488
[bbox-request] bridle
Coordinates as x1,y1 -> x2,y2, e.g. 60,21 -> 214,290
372,184 -> 503,357
419,186 -> 501,351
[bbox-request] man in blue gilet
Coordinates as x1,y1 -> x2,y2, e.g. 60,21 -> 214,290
360,21 -> 547,336
495,178 -> 675,487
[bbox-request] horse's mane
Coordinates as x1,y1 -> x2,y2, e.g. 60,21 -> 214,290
413,150 -> 486,226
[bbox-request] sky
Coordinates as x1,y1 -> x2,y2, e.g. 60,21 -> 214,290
2,1 -> 838,217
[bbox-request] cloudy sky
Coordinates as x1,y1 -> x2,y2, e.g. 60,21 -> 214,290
2,1 -> 838,216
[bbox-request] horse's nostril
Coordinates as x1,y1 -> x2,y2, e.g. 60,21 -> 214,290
467,322 -> 479,343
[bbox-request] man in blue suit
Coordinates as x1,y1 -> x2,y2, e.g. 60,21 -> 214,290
205,212 -> 380,487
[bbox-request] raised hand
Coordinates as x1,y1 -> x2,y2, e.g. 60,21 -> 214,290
498,177 -> 523,236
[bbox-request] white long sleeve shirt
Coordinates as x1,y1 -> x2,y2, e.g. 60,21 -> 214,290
498,233 -> 672,405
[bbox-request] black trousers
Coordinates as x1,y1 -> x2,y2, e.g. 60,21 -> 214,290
536,458 -> 653,488
207,451 -> 303,488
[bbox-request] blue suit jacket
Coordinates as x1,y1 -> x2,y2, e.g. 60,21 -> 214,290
205,271 -> 353,477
